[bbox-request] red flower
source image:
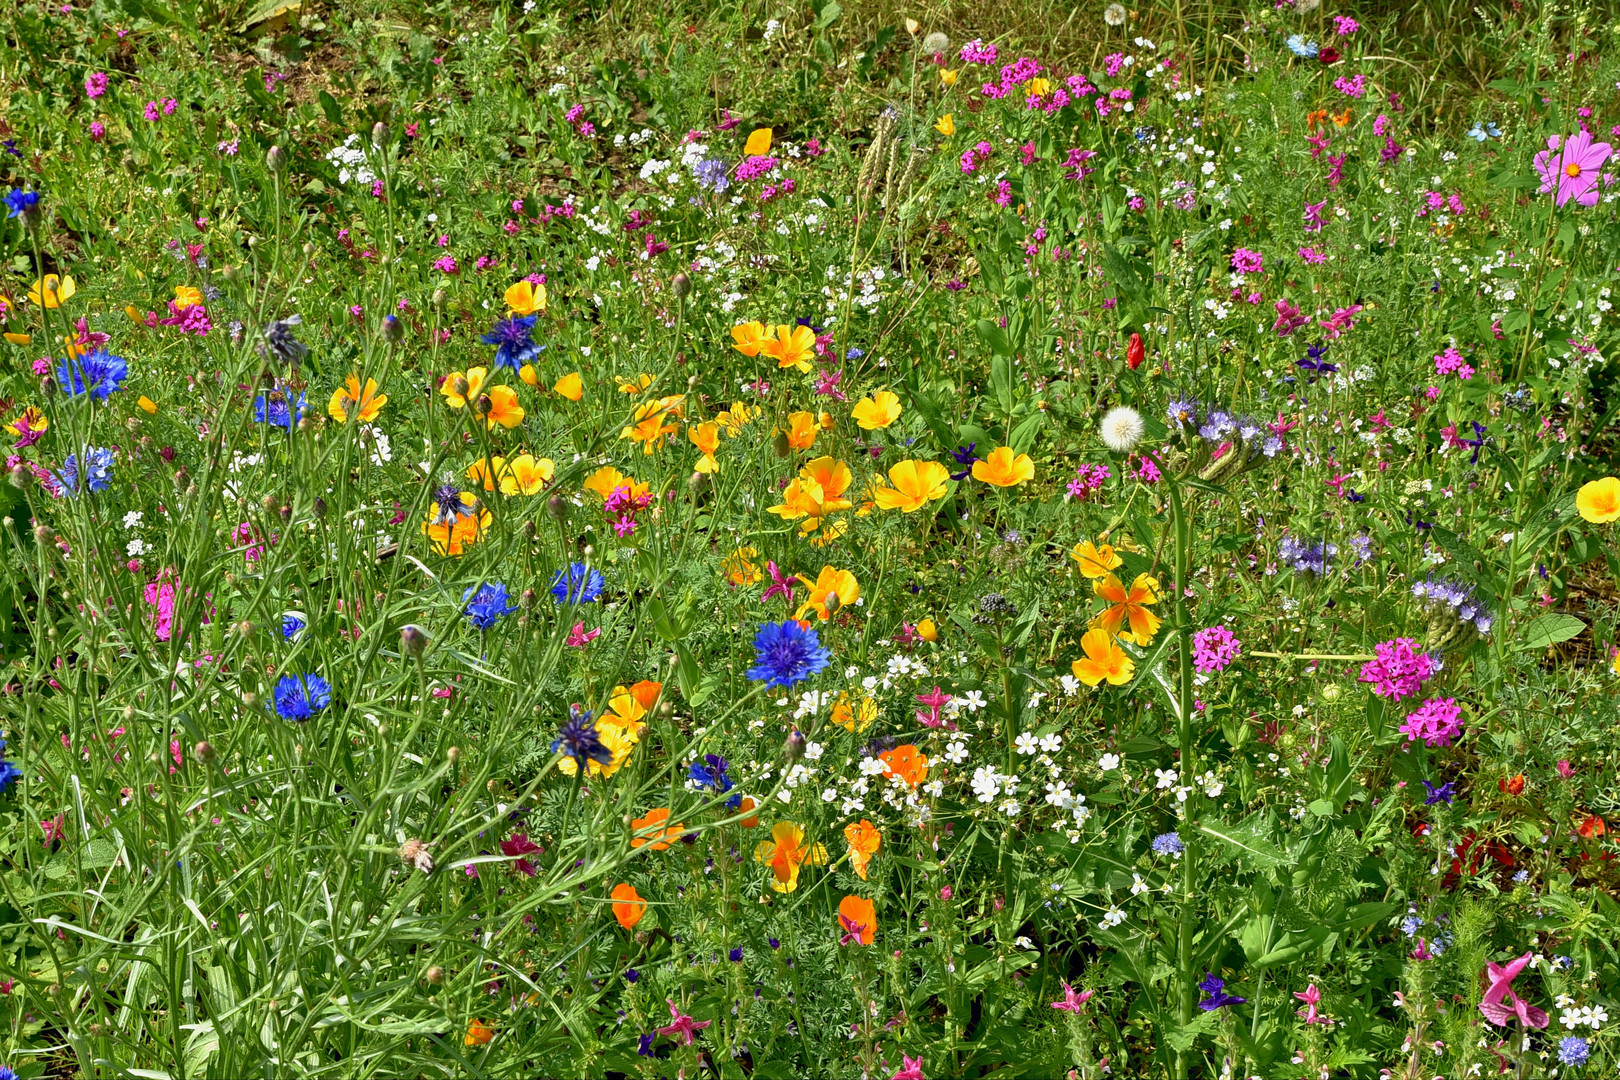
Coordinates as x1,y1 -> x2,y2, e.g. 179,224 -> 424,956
1126,332 -> 1146,370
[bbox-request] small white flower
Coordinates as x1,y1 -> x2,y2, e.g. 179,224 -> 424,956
1099,753 -> 1121,772
1154,768 -> 1179,790
960,690 -> 987,712
998,797 -> 1021,817
1100,406 -> 1144,453
944,740 -> 970,764
1059,674 -> 1081,696
1015,732 -> 1040,755
1100,906 -> 1127,928
123,510 -> 144,530
1039,733 -> 1062,753
1131,872 -> 1149,895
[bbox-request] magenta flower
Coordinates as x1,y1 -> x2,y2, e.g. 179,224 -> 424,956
1050,981 -> 1094,1014
1534,131 -> 1613,207
1398,697 -> 1464,748
656,999 -> 712,1046
889,1056 -> 924,1080
1479,953 -> 1550,1030
1191,626 -> 1242,673
1294,983 -> 1328,1024
762,561 -> 795,604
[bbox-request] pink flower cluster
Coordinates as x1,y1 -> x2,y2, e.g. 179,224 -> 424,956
604,484 -> 654,538
1062,147 -> 1097,181
959,141 -> 993,174
85,71 -> 108,99
1332,74 -> 1366,99
1399,697 -> 1464,747
1230,248 -> 1264,275
432,255 -> 458,274
1418,190 -> 1465,217
143,98 -> 177,122
1359,638 -> 1433,702
1192,625 -> 1242,673
1065,463 -> 1110,500
158,301 -> 211,336
959,39 -> 998,65
735,156 -> 777,183
1434,346 -> 1474,380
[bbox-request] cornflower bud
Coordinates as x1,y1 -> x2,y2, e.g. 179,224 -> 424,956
546,495 -> 568,522
424,966 -> 445,985
400,625 -> 428,658
823,591 -> 841,615
382,313 -> 403,342
266,145 -> 286,172
784,729 -> 807,764
9,465 -> 30,489
371,121 -> 389,148
194,740 -> 216,764
452,376 -> 470,399
672,271 -> 692,298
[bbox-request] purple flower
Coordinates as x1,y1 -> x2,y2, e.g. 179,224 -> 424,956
1533,132 -> 1613,207
1197,973 -> 1245,1011
1400,698 -> 1464,748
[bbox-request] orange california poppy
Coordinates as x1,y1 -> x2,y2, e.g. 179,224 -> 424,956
851,391 -> 902,430
630,808 -> 686,851
1071,539 -> 1123,579
505,279 -> 546,315
830,690 -> 877,733
554,372 -> 584,400
731,321 -> 769,356
440,367 -> 489,409
760,324 -> 817,373
872,459 -> 951,513
768,457 -> 853,537
795,565 -> 859,621
465,1019 -> 495,1046
784,410 -> 819,451
844,820 -> 881,880
602,680 -> 663,733
1071,627 -> 1135,687
737,796 -> 761,828
421,494 -> 491,557
971,445 -> 1034,487
1332,108 -> 1352,128
837,895 -> 877,945
1578,813 -> 1607,839
752,821 -> 827,893
690,421 -> 721,473
743,127 -> 774,156
1499,774 -> 1526,797
723,546 -> 763,587
879,745 -> 929,787
621,395 -> 684,452
611,882 -> 648,928
581,466 -> 648,503
1091,573 -> 1162,645
327,374 -> 387,423
1306,109 -> 1327,131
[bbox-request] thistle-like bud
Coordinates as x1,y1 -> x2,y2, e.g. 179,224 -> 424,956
33,524 -> 53,545
371,121 -> 389,148
784,729 -> 807,764
446,746 -> 460,764
9,465 -> 30,489
452,376 -> 470,399
823,591 -> 841,615
521,520 -> 537,541
520,588 -> 537,610
194,740 -> 216,764
424,966 -> 445,985
40,374 -> 56,396
266,145 -> 286,172
312,497 -> 328,519
687,471 -> 710,496
401,624 -> 429,658
546,494 -> 568,522
672,271 -> 692,298
431,288 -> 447,309
474,393 -> 492,417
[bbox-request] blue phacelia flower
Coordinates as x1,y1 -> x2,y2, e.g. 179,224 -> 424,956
273,673 -> 331,721
746,620 -> 831,688
1151,832 -> 1184,856
480,315 -> 541,371
463,582 -> 518,629
57,349 -> 128,401
550,563 -> 605,604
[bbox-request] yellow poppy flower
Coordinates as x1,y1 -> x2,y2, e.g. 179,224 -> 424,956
137,396 -> 158,415
940,69 -> 958,86
1576,477 -> 1620,524
504,279 -> 546,315
1071,627 -> 1134,686
723,546 -> 763,587
731,321 -> 769,357
784,410 -> 819,451
518,364 -> 539,387
830,690 -> 878,733
1091,573 -> 1162,645
421,494 -> 491,556
744,127 -> 773,156
465,455 -> 509,492
916,618 -> 938,642
796,565 -> 859,621
972,446 -> 1035,487
620,394 -> 684,452
851,390 -> 902,430
5,406 -> 47,438
871,459 -> 950,513
934,114 -> 955,136
554,372 -> 584,400
499,454 -> 555,496
482,384 -> 525,430
583,466 -> 648,502
3,332 -> 30,346
760,324 -> 817,373
558,721 -> 637,778
690,421 -> 721,473
1071,540 -> 1123,579
328,374 -> 387,423
172,285 -> 203,310
439,367 -> 489,409
28,275 -> 76,308
716,401 -> 754,435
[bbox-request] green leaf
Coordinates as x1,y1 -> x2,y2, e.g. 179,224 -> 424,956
1516,612 -> 1585,650
318,90 -> 345,127
1161,1009 -> 1219,1053
1253,926 -> 1332,968
1198,818 -> 1288,870
976,318 -> 1014,356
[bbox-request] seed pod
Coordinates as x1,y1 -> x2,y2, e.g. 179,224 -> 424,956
546,494 -> 568,523
823,591 -> 841,615
194,740 -> 216,764
771,430 -> 791,458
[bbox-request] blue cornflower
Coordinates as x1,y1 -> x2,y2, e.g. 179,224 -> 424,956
949,442 -> 979,481
282,614 -> 306,640
255,389 -> 307,429
4,188 -> 39,219
463,582 -> 518,629
1197,973 -> 1246,1011
56,447 -> 115,495
1558,1036 -> 1590,1067
625,968 -> 640,983
1285,34 -> 1319,58
480,315 -> 541,371
550,563 -> 605,604
1151,832 -> 1184,856
0,1062 -> 18,1080
1422,780 -> 1455,805
273,673 -> 331,721
0,752 -> 21,792
846,346 -> 865,360
692,157 -> 730,193
57,349 -> 128,400
746,620 -> 831,688
551,705 -> 612,766
689,754 -> 741,808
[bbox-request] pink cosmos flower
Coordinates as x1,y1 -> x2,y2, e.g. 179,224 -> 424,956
1534,131 -> 1613,207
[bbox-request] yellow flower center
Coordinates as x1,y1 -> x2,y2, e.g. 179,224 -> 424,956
1565,162 -> 1583,178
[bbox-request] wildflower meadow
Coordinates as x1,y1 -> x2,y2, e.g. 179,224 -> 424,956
4,1 -> 1620,1076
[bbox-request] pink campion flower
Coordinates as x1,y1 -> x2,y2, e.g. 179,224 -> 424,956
499,834 -> 541,877
656,999 -> 712,1046
814,368 -> 846,401
1051,981 -> 1094,1014
1019,141 -> 1038,165
85,71 -> 108,98
1298,246 -> 1327,265
1399,697 -> 1464,747
1295,983 -> 1328,1024
889,1056 -> 925,1080
992,180 -> 1012,207
1332,74 -> 1366,98
762,562 -> 795,604
959,39 -> 997,65
1359,638 -> 1433,702
1333,15 -> 1358,34
143,100 -> 160,121
90,120 -> 106,140
1230,248 -> 1264,275
1479,953 -> 1550,1030
1434,346 -> 1473,380
1533,131 -> 1613,207
1556,760 -> 1576,779
432,255 -> 458,274
1327,154 -> 1347,189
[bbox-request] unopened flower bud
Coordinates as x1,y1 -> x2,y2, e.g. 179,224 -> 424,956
371,121 -> 389,148
194,740 -> 216,764
425,965 -> 445,985
452,376 -> 470,399
784,729 -> 807,764
447,746 -> 460,764
382,313 -> 403,342
771,430 -> 791,458
9,465 -> 30,489
521,587 -> 537,610
40,375 -> 56,395
33,524 -> 53,545
237,620 -> 254,638
401,624 -> 428,658
687,471 -> 710,496
546,495 -> 568,522
672,271 -> 692,298
521,520 -> 537,540
474,393 -> 492,417
1319,683 -> 1341,704
266,145 -> 286,172
823,591 -> 841,615
431,288 -> 446,309
312,497 -> 328,519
